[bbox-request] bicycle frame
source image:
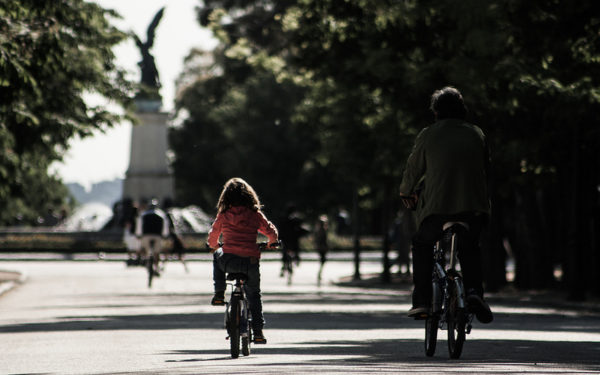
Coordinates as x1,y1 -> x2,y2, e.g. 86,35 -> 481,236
426,222 -> 473,359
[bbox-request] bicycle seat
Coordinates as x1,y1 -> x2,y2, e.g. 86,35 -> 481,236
226,273 -> 248,281
442,221 -> 469,232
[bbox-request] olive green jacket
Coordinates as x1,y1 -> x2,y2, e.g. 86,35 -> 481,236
399,119 -> 491,228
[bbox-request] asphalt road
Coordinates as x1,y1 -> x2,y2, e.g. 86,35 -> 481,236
1,256 -> 600,374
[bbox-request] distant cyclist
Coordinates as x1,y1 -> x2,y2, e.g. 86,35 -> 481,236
400,86 -> 493,324
278,204 -> 308,270
135,199 -> 169,276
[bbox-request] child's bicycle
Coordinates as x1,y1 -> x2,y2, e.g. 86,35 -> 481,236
424,221 -> 474,359
222,242 -> 279,358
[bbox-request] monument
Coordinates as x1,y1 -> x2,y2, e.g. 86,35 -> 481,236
122,7 -> 174,204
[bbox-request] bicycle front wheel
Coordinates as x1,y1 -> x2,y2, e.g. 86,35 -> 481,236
447,282 -> 466,359
229,297 -> 241,358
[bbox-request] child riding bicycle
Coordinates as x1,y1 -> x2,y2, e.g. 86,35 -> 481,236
207,177 -> 279,344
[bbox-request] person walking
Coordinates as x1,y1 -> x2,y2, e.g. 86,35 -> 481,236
314,215 -> 329,285
399,86 -> 493,324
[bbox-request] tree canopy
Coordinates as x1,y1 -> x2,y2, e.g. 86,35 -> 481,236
173,0 -> 600,295
0,0 -> 134,225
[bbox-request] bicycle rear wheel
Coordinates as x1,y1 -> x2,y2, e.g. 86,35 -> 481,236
242,336 -> 250,356
147,255 -> 154,288
229,297 -> 241,358
242,301 -> 251,356
447,282 -> 466,359
425,314 -> 439,357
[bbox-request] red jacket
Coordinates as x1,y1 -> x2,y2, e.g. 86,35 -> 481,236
207,206 -> 278,258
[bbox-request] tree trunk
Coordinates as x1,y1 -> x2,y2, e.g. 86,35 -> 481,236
482,189 -> 507,292
381,181 -> 392,283
352,186 -> 361,280
565,122 -> 586,300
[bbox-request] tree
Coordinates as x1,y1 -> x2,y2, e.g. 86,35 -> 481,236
0,1 -> 134,225
186,0 -> 600,295
171,48 -> 317,221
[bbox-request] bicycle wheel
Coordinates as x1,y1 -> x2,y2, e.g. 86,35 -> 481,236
241,301 -> 251,356
425,314 -> 439,357
447,282 -> 466,359
242,335 -> 251,356
229,297 -> 240,358
147,255 -> 154,288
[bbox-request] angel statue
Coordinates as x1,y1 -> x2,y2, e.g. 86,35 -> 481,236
132,7 -> 165,95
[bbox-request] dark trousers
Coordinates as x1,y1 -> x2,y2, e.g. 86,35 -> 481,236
213,251 -> 265,330
411,213 -> 485,307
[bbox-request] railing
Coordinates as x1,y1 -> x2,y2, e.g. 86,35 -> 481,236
0,228 -> 209,253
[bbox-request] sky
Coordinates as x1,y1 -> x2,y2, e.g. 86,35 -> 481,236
49,0 -> 216,190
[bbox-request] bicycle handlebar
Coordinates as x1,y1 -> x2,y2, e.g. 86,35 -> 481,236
207,241 -> 281,252
400,193 -> 418,211
258,240 -> 281,250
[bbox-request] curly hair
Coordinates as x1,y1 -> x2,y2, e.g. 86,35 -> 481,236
216,177 -> 262,213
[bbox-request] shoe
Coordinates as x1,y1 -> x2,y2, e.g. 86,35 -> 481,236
253,329 -> 267,344
407,306 -> 430,320
467,294 -> 493,323
211,291 -> 225,306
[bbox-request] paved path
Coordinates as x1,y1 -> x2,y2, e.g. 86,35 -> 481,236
1,257 -> 600,374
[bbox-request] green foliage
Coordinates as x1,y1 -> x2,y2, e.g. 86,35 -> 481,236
171,50 -> 319,219
181,0 -> 600,238
0,0 -> 135,225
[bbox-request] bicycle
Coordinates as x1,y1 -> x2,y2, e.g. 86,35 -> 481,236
142,236 -> 164,288
424,221 -> 474,359
221,242 -> 279,358
224,270 -> 252,358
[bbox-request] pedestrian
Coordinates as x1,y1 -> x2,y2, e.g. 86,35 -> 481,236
123,198 -> 141,266
207,177 -> 279,344
278,203 -> 308,271
389,209 -> 413,276
315,215 -> 329,285
399,86 -> 493,324
167,211 -> 188,272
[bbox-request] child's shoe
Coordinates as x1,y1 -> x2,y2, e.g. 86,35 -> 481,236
211,291 -> 225,306
253,329 -> 267,344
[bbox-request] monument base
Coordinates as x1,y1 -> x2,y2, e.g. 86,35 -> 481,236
123,173 -> 174,203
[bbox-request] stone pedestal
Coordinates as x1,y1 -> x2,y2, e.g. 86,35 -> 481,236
122,110 -> 174,203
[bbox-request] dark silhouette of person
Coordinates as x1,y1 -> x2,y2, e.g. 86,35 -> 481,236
314,215 -> 329,285
278,204 -> 308,269
400,86 -> 493,324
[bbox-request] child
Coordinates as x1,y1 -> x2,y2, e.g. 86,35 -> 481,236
207,177 -> 279,344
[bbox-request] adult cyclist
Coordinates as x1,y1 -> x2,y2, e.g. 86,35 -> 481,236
135,199 -> 170,276
399,86 -> 493,324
